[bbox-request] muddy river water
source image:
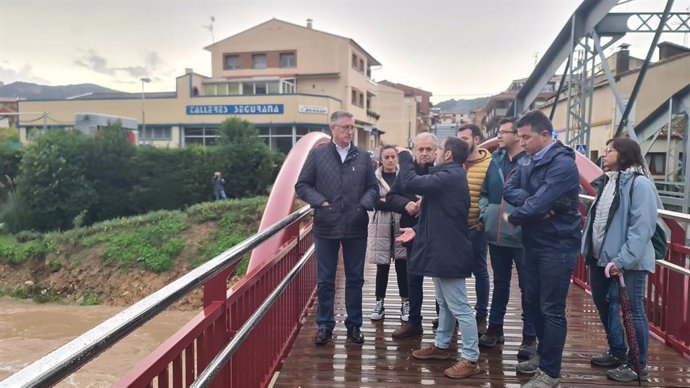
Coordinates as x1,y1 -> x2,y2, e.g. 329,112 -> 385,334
0,297 -> 195,387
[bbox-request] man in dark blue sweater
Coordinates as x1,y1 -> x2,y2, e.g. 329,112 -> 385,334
295,110 -> 378,345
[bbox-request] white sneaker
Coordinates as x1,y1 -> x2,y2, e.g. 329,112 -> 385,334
400,300 -> 410,322
370,299 -> 385,320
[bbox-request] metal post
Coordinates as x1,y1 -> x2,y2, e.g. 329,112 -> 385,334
666,98 -> 673,181
684,122 -> 690,214
140,77 -> 151,144
565,14 -> 576,143
615,0 -> 675,138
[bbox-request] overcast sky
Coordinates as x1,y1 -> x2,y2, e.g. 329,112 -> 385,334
1,0 -> 689,103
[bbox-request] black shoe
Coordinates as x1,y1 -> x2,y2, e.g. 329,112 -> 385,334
517,336 -> 537,360
314,328 -> 332,345
591,351 -> 625,367
347,326 -> 365,344
431,318 -> 439,329
478,323 -> 504,348
476,313 -> 487,335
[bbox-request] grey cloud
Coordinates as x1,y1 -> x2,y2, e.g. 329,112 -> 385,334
74,49 -> 116,75
0,64 -> 51,85
144,51 -> 162,70
117,66 -> 149,78
73,48 -> 171,80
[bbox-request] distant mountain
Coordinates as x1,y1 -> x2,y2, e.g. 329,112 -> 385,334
434,97 -> 491,113
0,82 -> 125,100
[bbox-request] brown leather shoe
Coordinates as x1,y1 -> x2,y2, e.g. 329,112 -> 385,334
444,358 -> 481,379
392,323 -> 423,339
411,343 -> 450,360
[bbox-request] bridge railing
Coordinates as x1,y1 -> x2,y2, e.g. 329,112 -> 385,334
0,205 -> 315,388
575,194 -> 690,358
112,208 -> 316,388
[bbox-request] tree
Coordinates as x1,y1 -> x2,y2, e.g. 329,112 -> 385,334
10,130 -> 98,231
216,118 -> 284,198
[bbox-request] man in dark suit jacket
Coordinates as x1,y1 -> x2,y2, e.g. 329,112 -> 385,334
295,110 -> 378,345
396,137 -> 482,380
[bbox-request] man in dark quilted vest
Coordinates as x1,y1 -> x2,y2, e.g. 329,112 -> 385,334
295,110 -> 378,346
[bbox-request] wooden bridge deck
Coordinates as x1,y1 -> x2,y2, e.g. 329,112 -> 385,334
273,261 -> 690,387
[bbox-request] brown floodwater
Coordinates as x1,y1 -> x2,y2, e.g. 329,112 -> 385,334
0,297 -> 195,387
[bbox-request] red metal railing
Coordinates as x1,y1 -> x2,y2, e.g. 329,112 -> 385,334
114,132 -> 330,387
114,214 -> 316,388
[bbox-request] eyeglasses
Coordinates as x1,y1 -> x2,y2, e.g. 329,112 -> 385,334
498,130 -> 517,135
415,147 -> 435,153
603,147 -> 617,154
334,124 -> 354,132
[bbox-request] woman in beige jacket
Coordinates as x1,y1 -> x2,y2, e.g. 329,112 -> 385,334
366,145 -> 408,321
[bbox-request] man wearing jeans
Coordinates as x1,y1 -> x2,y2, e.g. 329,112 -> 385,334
503,110 -> 581,388
397,137 -> 480,380
295,110 -> 378,346
478,117 -> 536,359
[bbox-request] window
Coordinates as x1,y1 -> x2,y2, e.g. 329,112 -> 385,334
202,84 -> 216,95
352,54 -> 358,68
224,55 -> 240,70
281,79 -> 296,94
141,127 -> 172,141
255,82 -> 267,95
271,137 -> 293,154
184,126 -> 219,147
242,81 -> 254,95
646,153 -> 666,175
352,89 -> 358,106
359,58 -> 364,72
252,54 -> 267,69
228,82 -> 240,95
267,81 -> 280,94
280,52 -> 296,68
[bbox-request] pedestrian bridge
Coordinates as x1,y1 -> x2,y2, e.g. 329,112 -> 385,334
2,132 -> 689,388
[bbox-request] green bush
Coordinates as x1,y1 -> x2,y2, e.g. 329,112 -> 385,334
0,145 -> 22,204
1,119 -> 282,234
7,130 -> 99,232
15,230 -> 41,242
101,213 -> 187,272
81,291 -> 101,306
0,234 -> 49,264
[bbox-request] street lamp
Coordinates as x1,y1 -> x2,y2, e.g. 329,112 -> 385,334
140,77 -> 151,144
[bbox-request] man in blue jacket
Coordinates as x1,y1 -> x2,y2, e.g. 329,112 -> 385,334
295,111 -> 378,346
397,137 -> 481,380
478,117 -> 536,359
502,110 -> 581,388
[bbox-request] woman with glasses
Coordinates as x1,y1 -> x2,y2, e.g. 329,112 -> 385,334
581,137 -> 657,383
366,145 -> 409,322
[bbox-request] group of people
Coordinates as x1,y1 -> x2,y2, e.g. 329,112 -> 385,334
295,110 -> 657,387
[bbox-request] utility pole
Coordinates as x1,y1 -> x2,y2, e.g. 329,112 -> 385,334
203,16 -> 216,44
140,77 -> 151,145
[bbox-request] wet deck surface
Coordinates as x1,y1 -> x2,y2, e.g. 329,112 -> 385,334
273,262 -> 690,387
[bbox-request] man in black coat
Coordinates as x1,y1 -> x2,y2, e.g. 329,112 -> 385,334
295,110 -> 378,345
386,132 -> 436,339
397,137 -> 481,380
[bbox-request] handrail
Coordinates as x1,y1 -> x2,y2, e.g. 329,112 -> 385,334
579,194 -> 690,277
0,205 -> 312,388
191,244 -> 316,388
